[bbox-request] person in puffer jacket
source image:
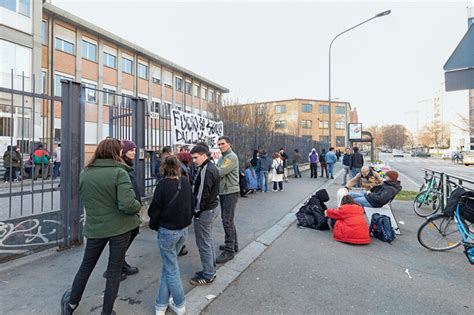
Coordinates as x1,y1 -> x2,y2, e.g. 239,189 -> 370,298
325,195 -> 371,244
295,189 -> 330,230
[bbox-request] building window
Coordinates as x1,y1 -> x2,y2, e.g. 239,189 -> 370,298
336,121 -> 345,129
164,71 -> 173,88
122,57 -> 133,74
175,77 -> 183,92
302,135 -> 312,141
185,81 -> 192,94
55,38 -> 74,54
257,104 -> 266,115
41,71 -> 46,93
336,105 -> 346,115
151,101 -> 160,114
1,0 -> 30,17
319,120 -> 328,129
301,103 -> 312,113
0,117 -> 13,137
138,63 -> 148,79
301,120 -> 312,129
201,88 -> 207,100
41,21 -> 47,45
319,105 -> 329,113
82,40 -> 97,62
83,82 -> 97,103
103,52 -> 116,68
209,90 -> 214,102
1,0 -> 16,12
193,84 -> 200,97
275,105 -> 286,113
54,74 -> 73,97
336,136 -> 345,147
152,77 -> 160,84
103,88 -> 116,105
162,102 -> 171,118
275,120 -> 286,129
320,135 -> 329,143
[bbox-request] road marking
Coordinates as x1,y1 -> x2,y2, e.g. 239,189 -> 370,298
386,160 -> 421,189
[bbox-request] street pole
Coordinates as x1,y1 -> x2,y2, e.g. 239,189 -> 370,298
329,10 -> 391,147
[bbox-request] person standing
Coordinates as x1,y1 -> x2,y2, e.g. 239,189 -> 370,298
292,149 -> 302,178
271,152 -> 284,192
250,150 -> 260,189
341,148 -> 352,186
256,149 -> 271,193
279,148 -> 289,182
148,155 -> 194,315
189,145 -> 220,286
319,148 -> 328,178
325,147 -> 337,179
33,143 -> 51,180
60,138 -> 141,315
53,144 -> 62,179
350,147 -> 364,186
308,148 -> 318,179
14,145 -> 22,181
215,136 -> 240,263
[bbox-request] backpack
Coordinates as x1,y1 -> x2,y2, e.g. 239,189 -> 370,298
369,213 -> 395,243
276,161 -> 284,175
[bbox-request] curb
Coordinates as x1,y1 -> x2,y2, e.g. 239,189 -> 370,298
185,168 -> 344,315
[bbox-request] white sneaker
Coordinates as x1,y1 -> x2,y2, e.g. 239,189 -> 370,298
272,189 -> 277,192
169,297 -> 186,314
155,308 -> 167,315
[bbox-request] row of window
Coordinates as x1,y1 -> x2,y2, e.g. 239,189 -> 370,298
275,104 -> 346,115
1,0 -> 30,17
301,135 -> 346,146
275,120 -> 346,129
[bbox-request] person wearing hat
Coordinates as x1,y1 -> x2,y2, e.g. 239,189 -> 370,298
102,139 -> 141,281
348,170 -> 402,208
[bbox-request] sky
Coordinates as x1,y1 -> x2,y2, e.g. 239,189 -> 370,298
52,0 -> 473,130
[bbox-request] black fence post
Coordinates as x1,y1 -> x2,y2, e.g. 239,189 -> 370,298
133,98 -> 146,197
60,80 -> 85,248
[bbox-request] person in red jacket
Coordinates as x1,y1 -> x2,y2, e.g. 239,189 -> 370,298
325,195 -> 371,245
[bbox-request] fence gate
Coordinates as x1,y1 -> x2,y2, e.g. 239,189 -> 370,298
0,72 -> 63,263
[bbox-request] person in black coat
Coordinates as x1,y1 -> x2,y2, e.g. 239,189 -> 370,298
296,189 -> 330,230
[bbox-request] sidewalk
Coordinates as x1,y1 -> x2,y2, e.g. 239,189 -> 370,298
203,181 -> 473,314
0,164 -> 343,314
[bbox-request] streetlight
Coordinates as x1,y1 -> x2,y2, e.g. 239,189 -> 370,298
328,10 -> 391,147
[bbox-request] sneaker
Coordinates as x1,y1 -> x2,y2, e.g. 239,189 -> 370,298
169,297 -> 186,315
331,176 -> 334,179
272,189 -> 277,192
60,289 -> 77,315
122,261 -> 139,275
190,274 -> 216,286
216,251 -> 235,264
103,271 -> 127,281
219,245 -> 238,252
155,308 -> 167,315
195,270 -> 218,278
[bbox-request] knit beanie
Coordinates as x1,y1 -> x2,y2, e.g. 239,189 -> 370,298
385,170 -> 399,181
121,140 -> 136,155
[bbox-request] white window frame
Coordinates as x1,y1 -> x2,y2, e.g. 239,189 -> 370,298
122,56 -> 133,74
82,39 -> 97,62
175,76 -> 183,92
138,62 -> 148,79
103,52 -> 116,68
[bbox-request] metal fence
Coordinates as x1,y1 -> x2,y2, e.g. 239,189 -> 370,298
225,122 -> 329,166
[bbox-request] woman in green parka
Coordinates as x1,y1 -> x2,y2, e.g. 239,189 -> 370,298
60,138 -> 141,315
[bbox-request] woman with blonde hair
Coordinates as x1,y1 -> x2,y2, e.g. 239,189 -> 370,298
271,152 -> 284,192
60,138 -> 141,315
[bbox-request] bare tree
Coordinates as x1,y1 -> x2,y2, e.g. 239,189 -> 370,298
382,124 -> 409,149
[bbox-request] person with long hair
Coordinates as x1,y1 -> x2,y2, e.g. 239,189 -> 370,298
60,138 -> 141,315
244,161 -> 258,193
148,155 -> 194,315
271,152 -> 284,192
325,195 -> 371,244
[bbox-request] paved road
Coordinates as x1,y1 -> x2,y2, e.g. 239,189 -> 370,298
204,181 -> 474,315
380,153 -> 474,190
0,165 -> 341,315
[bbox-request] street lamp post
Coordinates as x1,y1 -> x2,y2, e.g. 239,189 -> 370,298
328,10 -> 391,147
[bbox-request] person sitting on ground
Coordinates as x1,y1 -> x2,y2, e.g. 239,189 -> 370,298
325,195 -> 371,245
244,162 -> 258,194
348,170 -> 402,208
345,166 -> 382,191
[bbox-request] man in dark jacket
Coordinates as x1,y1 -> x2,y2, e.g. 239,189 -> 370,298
296,189 -> 330,230
350,146 -> 364,178
190,145 -> 220,285
256,150 -> 272,192
319,148 -> 328,178
279,148 -> 289,182
348,170 -> 402,208
341,148 -> 352,186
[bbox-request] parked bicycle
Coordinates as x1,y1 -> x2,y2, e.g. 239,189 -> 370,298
413,174 -> 443,217
417,188 -> 474,254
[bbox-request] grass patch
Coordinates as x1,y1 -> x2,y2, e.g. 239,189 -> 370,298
395,190 -> 418,201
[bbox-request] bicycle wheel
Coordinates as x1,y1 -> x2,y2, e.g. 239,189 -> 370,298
417,215 -> 462,251
413,191 -> 441,217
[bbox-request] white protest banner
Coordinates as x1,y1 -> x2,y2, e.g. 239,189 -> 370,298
171,109 -> 224,147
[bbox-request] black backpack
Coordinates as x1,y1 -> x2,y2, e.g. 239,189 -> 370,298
276,161 -> 285,175
369,213 -> 395,243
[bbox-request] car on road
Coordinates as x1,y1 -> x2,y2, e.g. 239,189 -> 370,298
411,151 -> 431,158
463,151 -> 474,166
392,149 -> 404,157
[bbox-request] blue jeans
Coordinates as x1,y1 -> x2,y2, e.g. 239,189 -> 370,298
293,163 -> 301,177
327,163 -> 335,177
53,161 -> 61,178
194,208 -> 218,279
155,227 -> 188,312
351,167 -> 361,187
255,170 -> 261,189
348,192 -> 373,208
259,171 -> 269,192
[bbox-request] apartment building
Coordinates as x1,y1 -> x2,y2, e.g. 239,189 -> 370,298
237,99 -> 357,150
0,1 -> 228,150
